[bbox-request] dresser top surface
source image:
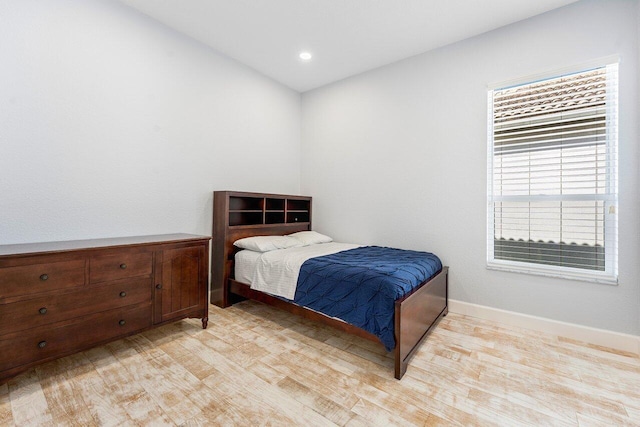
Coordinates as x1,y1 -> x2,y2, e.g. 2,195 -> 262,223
0,233 -> 210,257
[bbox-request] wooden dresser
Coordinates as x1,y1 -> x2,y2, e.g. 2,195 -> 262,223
0,233 -> 210,383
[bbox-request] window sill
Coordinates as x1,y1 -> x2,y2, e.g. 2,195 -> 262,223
486,261 -> 618,285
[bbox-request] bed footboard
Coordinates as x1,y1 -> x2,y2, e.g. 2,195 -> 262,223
394,266 -> 448,379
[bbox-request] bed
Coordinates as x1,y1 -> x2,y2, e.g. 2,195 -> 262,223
210,191 -> 448,379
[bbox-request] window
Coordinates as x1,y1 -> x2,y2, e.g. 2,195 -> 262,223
487,63 -> 618,283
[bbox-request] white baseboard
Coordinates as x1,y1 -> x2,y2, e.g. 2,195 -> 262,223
448,299 -> 640,356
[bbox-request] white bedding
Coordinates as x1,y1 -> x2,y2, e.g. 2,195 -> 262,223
235,242 -> 360,300
234,249 -> 262,284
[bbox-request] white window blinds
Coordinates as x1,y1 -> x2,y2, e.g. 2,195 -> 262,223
487,63 -> 618,283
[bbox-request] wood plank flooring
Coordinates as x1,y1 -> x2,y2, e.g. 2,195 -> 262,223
2,301 -> 639,426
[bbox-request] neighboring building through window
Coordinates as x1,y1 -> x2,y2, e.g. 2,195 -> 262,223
487,62 -> 618,283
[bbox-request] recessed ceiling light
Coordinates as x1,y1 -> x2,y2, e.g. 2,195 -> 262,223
299,52 -> 312,61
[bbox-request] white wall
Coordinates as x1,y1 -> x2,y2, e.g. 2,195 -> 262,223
637,0 -> 640,334
301,0 -> 640,335
0,0 -> 301,244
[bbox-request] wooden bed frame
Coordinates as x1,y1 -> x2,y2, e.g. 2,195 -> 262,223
210,191 -> 448,379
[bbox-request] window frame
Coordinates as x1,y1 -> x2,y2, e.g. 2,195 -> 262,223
486,59 -> 619,284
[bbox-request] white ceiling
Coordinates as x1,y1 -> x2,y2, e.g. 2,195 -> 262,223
117,0 -> 579,92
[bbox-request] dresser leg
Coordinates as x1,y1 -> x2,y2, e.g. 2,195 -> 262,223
202,317 -> 208,329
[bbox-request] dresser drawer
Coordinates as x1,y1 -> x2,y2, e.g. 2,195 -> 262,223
0,278 -> 152,336
0,259 -> 86,299
90,251 -> 152,283
0,303 -> 152,373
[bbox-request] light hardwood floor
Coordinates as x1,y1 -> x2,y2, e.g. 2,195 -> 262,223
2,301 -> 639,426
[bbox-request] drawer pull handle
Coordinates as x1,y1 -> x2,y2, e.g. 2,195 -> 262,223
39,307 -> 47,315
156,284 -> 162,290
38,341 -> 47,349
40,274 -> 49,281
119,291 -> 127,297
119,263 -> 127,270
118,319 -> 126,326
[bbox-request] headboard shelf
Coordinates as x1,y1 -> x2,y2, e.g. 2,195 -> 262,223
266,198 -> 285,210
224,192 -> 310,227
211,191 -> 312,306
229,196 -> 263,211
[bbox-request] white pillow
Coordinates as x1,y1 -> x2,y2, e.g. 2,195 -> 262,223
233,235 -> 303,252
288,231 -> 333,246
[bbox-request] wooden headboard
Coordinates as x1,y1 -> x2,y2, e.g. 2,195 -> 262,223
210,191 -> 312,307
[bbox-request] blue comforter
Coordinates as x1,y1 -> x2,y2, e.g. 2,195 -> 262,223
293,246 -> 442,351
